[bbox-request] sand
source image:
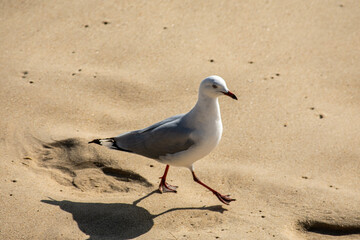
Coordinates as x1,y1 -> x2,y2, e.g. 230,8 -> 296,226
1,0 -> 360,239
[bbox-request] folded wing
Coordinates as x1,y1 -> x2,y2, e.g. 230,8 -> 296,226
113,114 -> 194,159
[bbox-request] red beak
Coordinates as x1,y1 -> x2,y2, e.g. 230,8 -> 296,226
222,91 -> 238,100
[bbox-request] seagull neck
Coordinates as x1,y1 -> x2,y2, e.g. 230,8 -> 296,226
188,93 -> 221,123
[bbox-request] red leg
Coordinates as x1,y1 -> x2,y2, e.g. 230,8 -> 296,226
192,170 -> 235,205
158,165 -> 178,193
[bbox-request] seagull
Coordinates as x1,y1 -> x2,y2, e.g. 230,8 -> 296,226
89,75 -> 237,204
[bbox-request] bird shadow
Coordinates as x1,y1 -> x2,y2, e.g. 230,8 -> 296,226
41,190 -> 227,240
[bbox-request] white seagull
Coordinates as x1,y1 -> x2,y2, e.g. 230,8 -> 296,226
89,76 -> 237,204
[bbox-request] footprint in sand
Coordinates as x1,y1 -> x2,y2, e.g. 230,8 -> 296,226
27,138 -> 152,193
298,220 -> 360,237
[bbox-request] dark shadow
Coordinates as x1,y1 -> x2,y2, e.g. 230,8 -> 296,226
42,199 -> 152,240
42,190 -> 227,240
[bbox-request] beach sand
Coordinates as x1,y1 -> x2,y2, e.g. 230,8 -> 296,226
1,1 -> 360,239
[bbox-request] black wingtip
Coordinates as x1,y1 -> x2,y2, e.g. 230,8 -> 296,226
88,138 -> 133,153
88,139 -> 101,145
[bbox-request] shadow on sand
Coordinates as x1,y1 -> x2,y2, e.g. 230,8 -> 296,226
42,191 -> 227,239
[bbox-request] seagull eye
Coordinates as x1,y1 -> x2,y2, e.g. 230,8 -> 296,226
212,84 -> 218,89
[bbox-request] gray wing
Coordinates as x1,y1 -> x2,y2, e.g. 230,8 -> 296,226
138,114 -> 184,133
113,114 -> 195,159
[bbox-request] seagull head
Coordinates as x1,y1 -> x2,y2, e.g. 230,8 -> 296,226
199,75 -> 237,100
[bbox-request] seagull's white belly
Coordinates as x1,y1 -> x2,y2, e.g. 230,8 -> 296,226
159,120 -> 223,168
